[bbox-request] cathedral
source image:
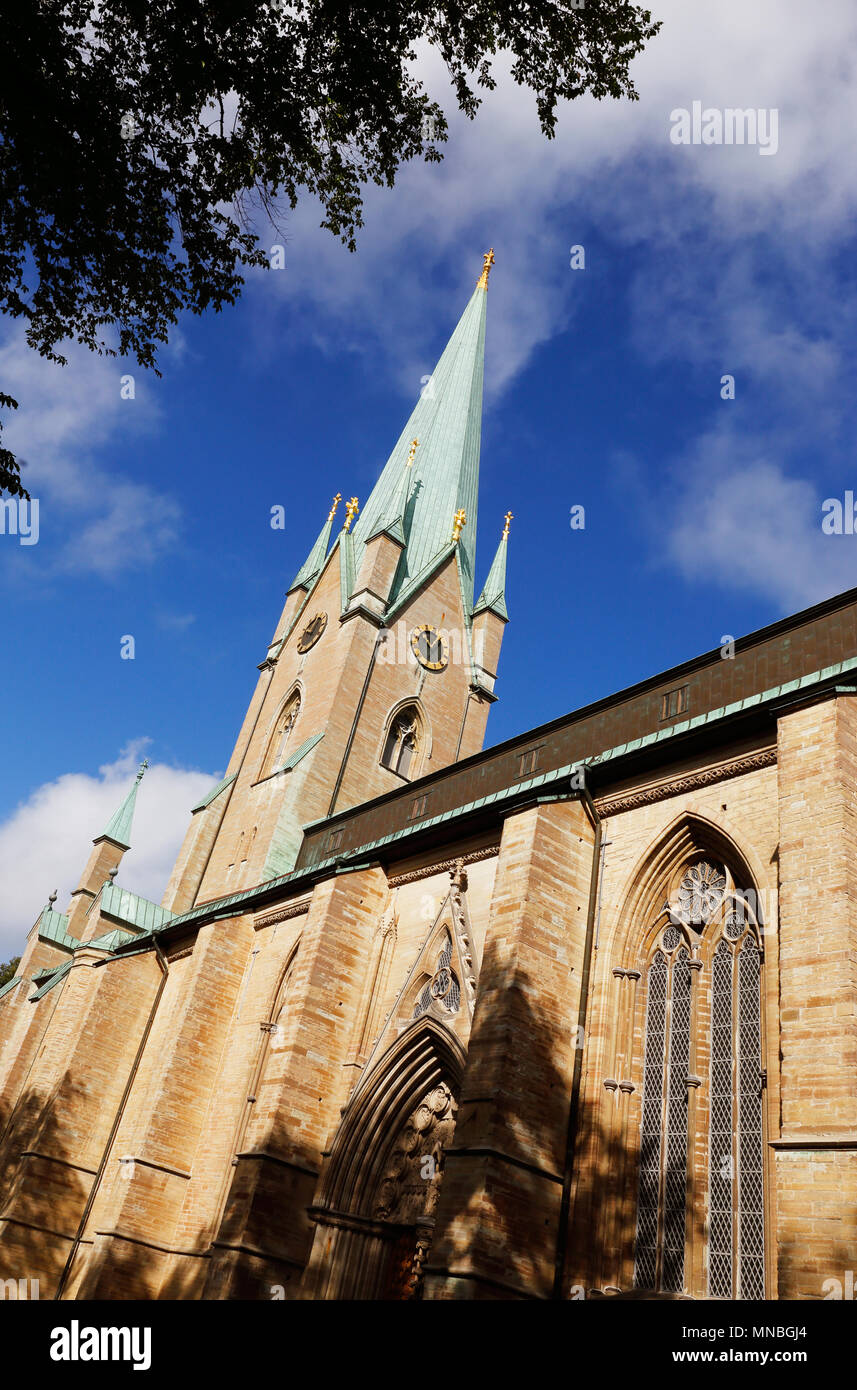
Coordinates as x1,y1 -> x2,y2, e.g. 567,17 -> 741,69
1,251 -> 855,1302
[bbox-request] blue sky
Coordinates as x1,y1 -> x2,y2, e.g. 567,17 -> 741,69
2,0 -> 857,949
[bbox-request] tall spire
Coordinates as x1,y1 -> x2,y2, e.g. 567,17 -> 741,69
100,760 -> 148,850
473,512 -> 511,621
288,494 -> 340,593
349,250 -> 491,611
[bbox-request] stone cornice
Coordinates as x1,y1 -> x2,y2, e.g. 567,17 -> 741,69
593,747 -> 777,819
254,900 -> 311,929
387,844 -> 499,887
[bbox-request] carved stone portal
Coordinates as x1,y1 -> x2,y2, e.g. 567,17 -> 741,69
374,1081 -> 458,1225
373,1080 -> 458,1298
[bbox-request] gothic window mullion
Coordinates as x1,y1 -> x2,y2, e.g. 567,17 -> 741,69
709,938 -> 734,1298
661,946 -> 692,1293
736,935 -> 765,1299
633,950 -> 668,1290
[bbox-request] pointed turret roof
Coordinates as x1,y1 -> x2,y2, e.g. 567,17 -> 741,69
100,760 -> 148,849
366,439 -> 418,548
473,510 -> 512,621
288,494 -> 341,593
350,252 -> 491,612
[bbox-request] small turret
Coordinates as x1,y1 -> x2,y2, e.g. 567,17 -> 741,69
471,513 -> 512,697
65,760 -> 148,938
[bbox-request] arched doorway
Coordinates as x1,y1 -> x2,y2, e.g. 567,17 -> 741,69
303,1019 -> 465,1300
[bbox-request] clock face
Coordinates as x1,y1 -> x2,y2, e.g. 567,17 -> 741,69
296,611 -> 328,653
410,624 -> 447,671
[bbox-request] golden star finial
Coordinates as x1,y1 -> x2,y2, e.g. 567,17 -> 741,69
476,247 -> 495,290
502,510 -> 513,540
406,439 -> 419,467
452,508 -> 467,544
343,496 -> 359,532
328,492 -> 342,521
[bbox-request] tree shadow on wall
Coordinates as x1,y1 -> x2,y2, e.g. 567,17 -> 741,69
422,947 -> 716,1303
0,1061 -> 294,1302
0,1071 -> 89,1298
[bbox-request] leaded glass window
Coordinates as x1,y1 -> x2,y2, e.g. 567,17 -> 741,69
662,947 -> 692,1292
634,951 -> 667,1289
632,859 -> 766,1300
737,935 -> 765,1299
413,933 -> 460,1019
633,939 -> 692,1292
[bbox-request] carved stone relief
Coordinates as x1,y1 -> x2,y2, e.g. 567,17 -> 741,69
373,1081 -> 458,1226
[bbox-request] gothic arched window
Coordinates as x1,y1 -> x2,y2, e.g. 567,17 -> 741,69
412,932 -> 461,1019
381,705 -> 422,780
632,859 -> 766,1299
262,692 -> 301,778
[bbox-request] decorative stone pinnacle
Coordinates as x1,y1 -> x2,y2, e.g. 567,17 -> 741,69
344,496 -> 359,532
476,247 -> 495,290
451,508 -> 467,544
328,492 -> 342,521
502,510 -> 513,540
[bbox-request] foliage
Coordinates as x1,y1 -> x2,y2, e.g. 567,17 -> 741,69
0,0 -> 661,494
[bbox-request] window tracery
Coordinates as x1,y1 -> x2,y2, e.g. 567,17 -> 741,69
412,933 -> 460,1018
632,857 -> 766,1299
263,691 -> 302,777
381,705 -> 422,780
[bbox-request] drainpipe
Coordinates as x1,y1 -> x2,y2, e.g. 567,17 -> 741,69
54,936 -> 170,1300
552,775 -> 602,1300
454,690 -> 473,761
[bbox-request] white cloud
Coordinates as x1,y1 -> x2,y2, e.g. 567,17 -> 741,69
5,0 -> 857,610
247,0 -> 857,391
241,0 -> 857,617
0,329 -> 181,577
0,744 -> 215,959
660,427 -> 857,610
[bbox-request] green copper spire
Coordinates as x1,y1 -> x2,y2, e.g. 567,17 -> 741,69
366,438 -> 418,547
288,493 -> 341,593
101,760 -> 148,849
473,511 -> 511,621
350,253 -> 491,611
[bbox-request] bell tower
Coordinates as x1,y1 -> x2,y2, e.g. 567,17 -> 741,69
163,251 -> 511,914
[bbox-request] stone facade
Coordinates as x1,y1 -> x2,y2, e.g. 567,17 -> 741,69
1,269 -> 855,1302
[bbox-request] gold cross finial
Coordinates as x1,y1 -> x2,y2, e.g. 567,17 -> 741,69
477,247 -> 495,290
344,496 -> 359,532
328,492 -> 342,521
502,510 -> 513,540
406,439 -> 419,467
452,508 -> 467,544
